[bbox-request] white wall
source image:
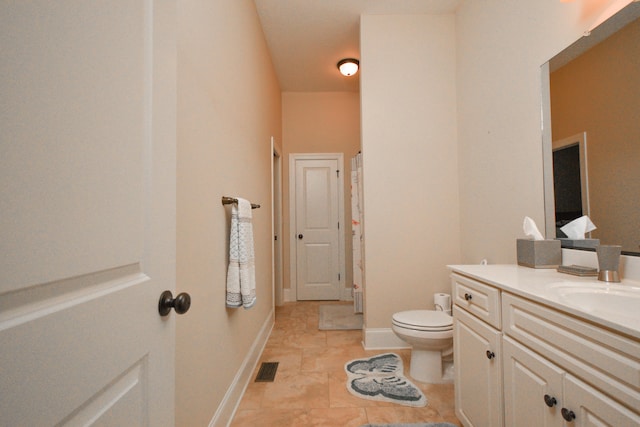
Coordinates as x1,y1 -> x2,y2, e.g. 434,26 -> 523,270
176,1 -> 281,425
455,0 -> 616,265
360,14 -> 460,330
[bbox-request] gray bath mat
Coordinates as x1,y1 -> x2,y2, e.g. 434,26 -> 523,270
360,423 -> 459,427
345,353 -> 427,407
318,304 -> 363,330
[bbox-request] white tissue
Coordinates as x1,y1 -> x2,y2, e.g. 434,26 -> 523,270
523,216 -> 544,240
560,215 -> 596,240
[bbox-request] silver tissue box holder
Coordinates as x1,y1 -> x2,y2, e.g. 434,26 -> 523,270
517,239 -> 562,269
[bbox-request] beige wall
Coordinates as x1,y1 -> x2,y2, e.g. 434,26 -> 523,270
550,17 -> 640,252
455,0 -> 613,265
173,0 -> 624,422
360,14 -> 461,329
176,1 -> 281,425
281,92 -> 361,295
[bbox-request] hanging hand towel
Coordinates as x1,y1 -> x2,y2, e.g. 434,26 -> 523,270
226,198 -> 256,308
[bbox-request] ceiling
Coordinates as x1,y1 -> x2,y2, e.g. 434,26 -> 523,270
253,0 -> 461,92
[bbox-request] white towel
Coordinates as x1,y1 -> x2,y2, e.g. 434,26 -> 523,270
226,198 -> 256,308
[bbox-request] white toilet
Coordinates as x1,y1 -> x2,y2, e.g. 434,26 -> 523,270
391,293 -> 454,384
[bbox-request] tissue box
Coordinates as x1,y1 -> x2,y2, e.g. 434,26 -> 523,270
517,239 -> 561,269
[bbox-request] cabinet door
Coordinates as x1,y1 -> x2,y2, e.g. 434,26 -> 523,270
454,306 -> 503,427
563,375 -> 640,427
503,337 -> 564,427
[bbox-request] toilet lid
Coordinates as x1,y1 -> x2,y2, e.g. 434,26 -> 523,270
392,310 -> 453,330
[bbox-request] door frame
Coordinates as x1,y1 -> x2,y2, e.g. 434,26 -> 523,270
271,138 -> 284,306
552,132 -> 590,224
288,153 -> 345,301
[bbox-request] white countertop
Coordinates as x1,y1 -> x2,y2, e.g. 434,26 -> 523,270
448,264 -> 640,340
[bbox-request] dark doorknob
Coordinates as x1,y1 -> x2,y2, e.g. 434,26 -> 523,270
158,290 -> 191,316
298,234 -> 303,239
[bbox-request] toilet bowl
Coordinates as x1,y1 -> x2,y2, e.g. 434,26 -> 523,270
391,308 -> 454,384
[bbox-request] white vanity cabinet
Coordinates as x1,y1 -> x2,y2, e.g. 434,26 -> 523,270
452,274 -> 503,427
451,268 -> 640,427
503,293 -> 640,427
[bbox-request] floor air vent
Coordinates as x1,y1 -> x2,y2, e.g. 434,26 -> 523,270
255,362 -> 279,382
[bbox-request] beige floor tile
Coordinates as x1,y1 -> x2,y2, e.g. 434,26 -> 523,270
307,407 -> 368,427
235,382 -> 267,411
266,328 -> 327,349
260,371 -> 330,409
273,315 -> 308,332
256,347 -> 303,376
230,301 -> 461,426
301,346 -> 370,373
364,405 -> 443,424
326,329 -> 365,347
230,408 -> 309,427
419,382 -> 457,419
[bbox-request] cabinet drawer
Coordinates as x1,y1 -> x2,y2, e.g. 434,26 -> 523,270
451,273 -> 501,329
503,292 -> 640,412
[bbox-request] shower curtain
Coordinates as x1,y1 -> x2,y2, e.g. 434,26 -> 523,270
351,152 -> 365,314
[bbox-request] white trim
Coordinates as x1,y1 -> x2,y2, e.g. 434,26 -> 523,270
208,309 -> 274,427
271,138 -> 284,306
288,154 -> 297,302
341,286 -> 354,301
541,61 -> 556,239
288,153 -> 346,301
363,327 -> 411,350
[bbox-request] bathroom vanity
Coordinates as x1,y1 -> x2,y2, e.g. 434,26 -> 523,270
449,265 -> 640,427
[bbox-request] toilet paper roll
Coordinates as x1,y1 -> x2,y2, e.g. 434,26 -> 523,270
434,293 -> 451,312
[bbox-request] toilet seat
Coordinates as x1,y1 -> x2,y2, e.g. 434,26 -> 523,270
392,310 -> 453,332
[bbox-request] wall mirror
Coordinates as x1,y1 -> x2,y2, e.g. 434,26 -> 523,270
542,1 -> 640,255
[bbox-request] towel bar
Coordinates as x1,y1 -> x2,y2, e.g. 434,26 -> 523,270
221,196 -> 260,209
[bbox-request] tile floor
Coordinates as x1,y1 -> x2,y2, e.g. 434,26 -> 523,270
230,301 -> 462,426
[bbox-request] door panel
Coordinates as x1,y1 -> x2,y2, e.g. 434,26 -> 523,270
294,158 -> 340,300
503,337 -> 564,427
0,2 -> 175,425
454,306 -> 503,427
564,375 -> 640,427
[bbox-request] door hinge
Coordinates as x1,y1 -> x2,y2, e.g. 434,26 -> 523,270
337,221 -> 340,230
338,273 -> 341,281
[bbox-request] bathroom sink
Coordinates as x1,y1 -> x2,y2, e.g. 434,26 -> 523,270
546,282 -> 640,320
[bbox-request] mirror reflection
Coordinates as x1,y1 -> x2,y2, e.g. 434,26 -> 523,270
544,1 -> 640,255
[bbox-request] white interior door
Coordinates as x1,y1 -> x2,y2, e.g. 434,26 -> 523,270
292,155 -> 342,300
0,2 -> 176,426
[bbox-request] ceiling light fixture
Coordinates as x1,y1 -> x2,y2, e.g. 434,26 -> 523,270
337,58 -> 359,76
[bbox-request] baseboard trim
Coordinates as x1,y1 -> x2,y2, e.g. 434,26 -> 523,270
363,327 -> 411,350
208,309 -> 274,427
283,287 -> 353,302
341,286 -> 353,301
